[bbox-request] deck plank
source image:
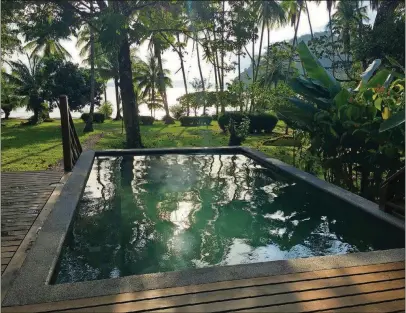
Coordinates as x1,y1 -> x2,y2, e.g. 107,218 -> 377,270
321,299 -> 405,312
1,262 -> 404,313
1,170 -> 63,275
239,290 -> 405,312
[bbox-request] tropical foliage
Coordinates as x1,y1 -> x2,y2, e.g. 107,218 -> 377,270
275,42 -> 404,200
2,0 -> 404,205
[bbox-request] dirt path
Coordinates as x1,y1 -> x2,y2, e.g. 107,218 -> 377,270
48,132 -> 104,171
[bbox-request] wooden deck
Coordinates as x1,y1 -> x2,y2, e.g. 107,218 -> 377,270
1,171 -> 405,312
1,262 -> 404,312
1,171 -> 64,274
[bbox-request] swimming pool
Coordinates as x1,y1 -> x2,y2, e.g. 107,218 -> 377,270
4,147 -> 404,307
53,153 -> 404,284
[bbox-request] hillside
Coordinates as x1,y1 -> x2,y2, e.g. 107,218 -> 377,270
237,30 -> 348,84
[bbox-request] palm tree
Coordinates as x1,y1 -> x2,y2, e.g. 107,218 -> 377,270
282,0 -> 304,80
194,32 -> 207,115
315,0 -> 337,75
176,33 -> 190,116
148,35 -> 173,122
3,55 -> 46,123
97,54 -> 122,120
24,37 -> 71,60
253,0 -> 286,81
332,1 -> 368,55
134,53 -> 172,115
304,1 -> 314,39
83,0 -> 95,133
1,70 -> 25,119
77,24 -> 122,121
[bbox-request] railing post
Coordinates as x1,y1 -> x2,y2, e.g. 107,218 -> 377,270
59,95 -> 73,172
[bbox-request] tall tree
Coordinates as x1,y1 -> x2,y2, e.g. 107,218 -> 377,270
253,0 -> 286,82
176,33 -> 190,116
134,53 -> 172,116
84,0 -> 95,133
283,0 -> 304,80
195,34 -> 206,115
304,1 -> 313,39
110,1 -> 143,147
3,55 -> 46,124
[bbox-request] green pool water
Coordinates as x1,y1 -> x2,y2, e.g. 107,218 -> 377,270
53,154 -> 404,284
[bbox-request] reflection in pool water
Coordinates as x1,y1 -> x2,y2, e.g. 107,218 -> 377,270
53,154 -> 404,284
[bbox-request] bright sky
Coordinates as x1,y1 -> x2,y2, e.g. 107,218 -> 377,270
8,1 -> 376,118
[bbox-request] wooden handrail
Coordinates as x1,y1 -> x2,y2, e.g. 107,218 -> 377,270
379,166 -> 405,215
59,95 -> 82,171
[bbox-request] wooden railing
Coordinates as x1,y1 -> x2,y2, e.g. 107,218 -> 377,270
379,166 -> 405,217
59,95 -> 82,171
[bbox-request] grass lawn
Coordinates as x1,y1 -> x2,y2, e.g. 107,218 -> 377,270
1,118 -> 295,171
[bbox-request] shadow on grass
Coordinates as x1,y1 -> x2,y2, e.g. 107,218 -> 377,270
143,124 -> 169,136
2,144 -> 61,166
175,128 -> 186,140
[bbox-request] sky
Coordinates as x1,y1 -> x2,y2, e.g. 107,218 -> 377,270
7,1 -> 376,119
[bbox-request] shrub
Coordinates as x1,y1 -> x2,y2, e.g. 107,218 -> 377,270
162,115 -> 175,124
211,114 -> 218,121
140,115 -> 155,125
81,112 -> 105,123
218,112 -> 278,134
179,116 -> 212,126
170,104 -> 186,120
98,101 -> 113,119
229,116 -> 250,146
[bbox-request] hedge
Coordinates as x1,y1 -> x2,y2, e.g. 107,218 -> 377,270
218,112 -> 278,134
179,116 -> 212,126
81,112 -> 105,123
140,116 -> 155,125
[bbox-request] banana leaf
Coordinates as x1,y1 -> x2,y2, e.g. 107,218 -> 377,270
333,89 -> 351,107
287,97 -> 319,114
296,41 -> 341,96
366,69 -> 392,89
289,77 -> 332,110
379,110 -> 405,132
386,56 -> 405,73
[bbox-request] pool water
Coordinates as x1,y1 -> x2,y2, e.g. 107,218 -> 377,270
53,154 -> 404,284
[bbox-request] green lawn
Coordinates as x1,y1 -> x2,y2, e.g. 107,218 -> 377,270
1,118 -> 295,171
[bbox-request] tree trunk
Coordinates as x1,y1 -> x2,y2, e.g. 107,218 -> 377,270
254,20 -> 265,82
373,0 -> 399,30
152,82 -> 155,113
196,36 -> 206,115
213,29 -> 224,114
213,62 -> 219,116
238,50 -> 243,112
117,29 -> 142,148
177,33 -> 189,116
104,83 -> 107,102
251,31 -> 255,111
356,1 -> 367,70
114,76 -> 122,120
287,4 -> 302,79
83,0 -> 95,133
155,46 -> 172,123
305,1 -> 314,39
265,26 -> 270,76
221,0 -> 225,96
4,109 -> 11,119
328,7 -> 335,77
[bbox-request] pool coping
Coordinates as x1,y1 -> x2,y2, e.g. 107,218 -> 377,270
2,147 -> 405,307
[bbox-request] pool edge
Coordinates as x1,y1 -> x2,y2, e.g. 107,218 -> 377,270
3,147 -> 404,307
